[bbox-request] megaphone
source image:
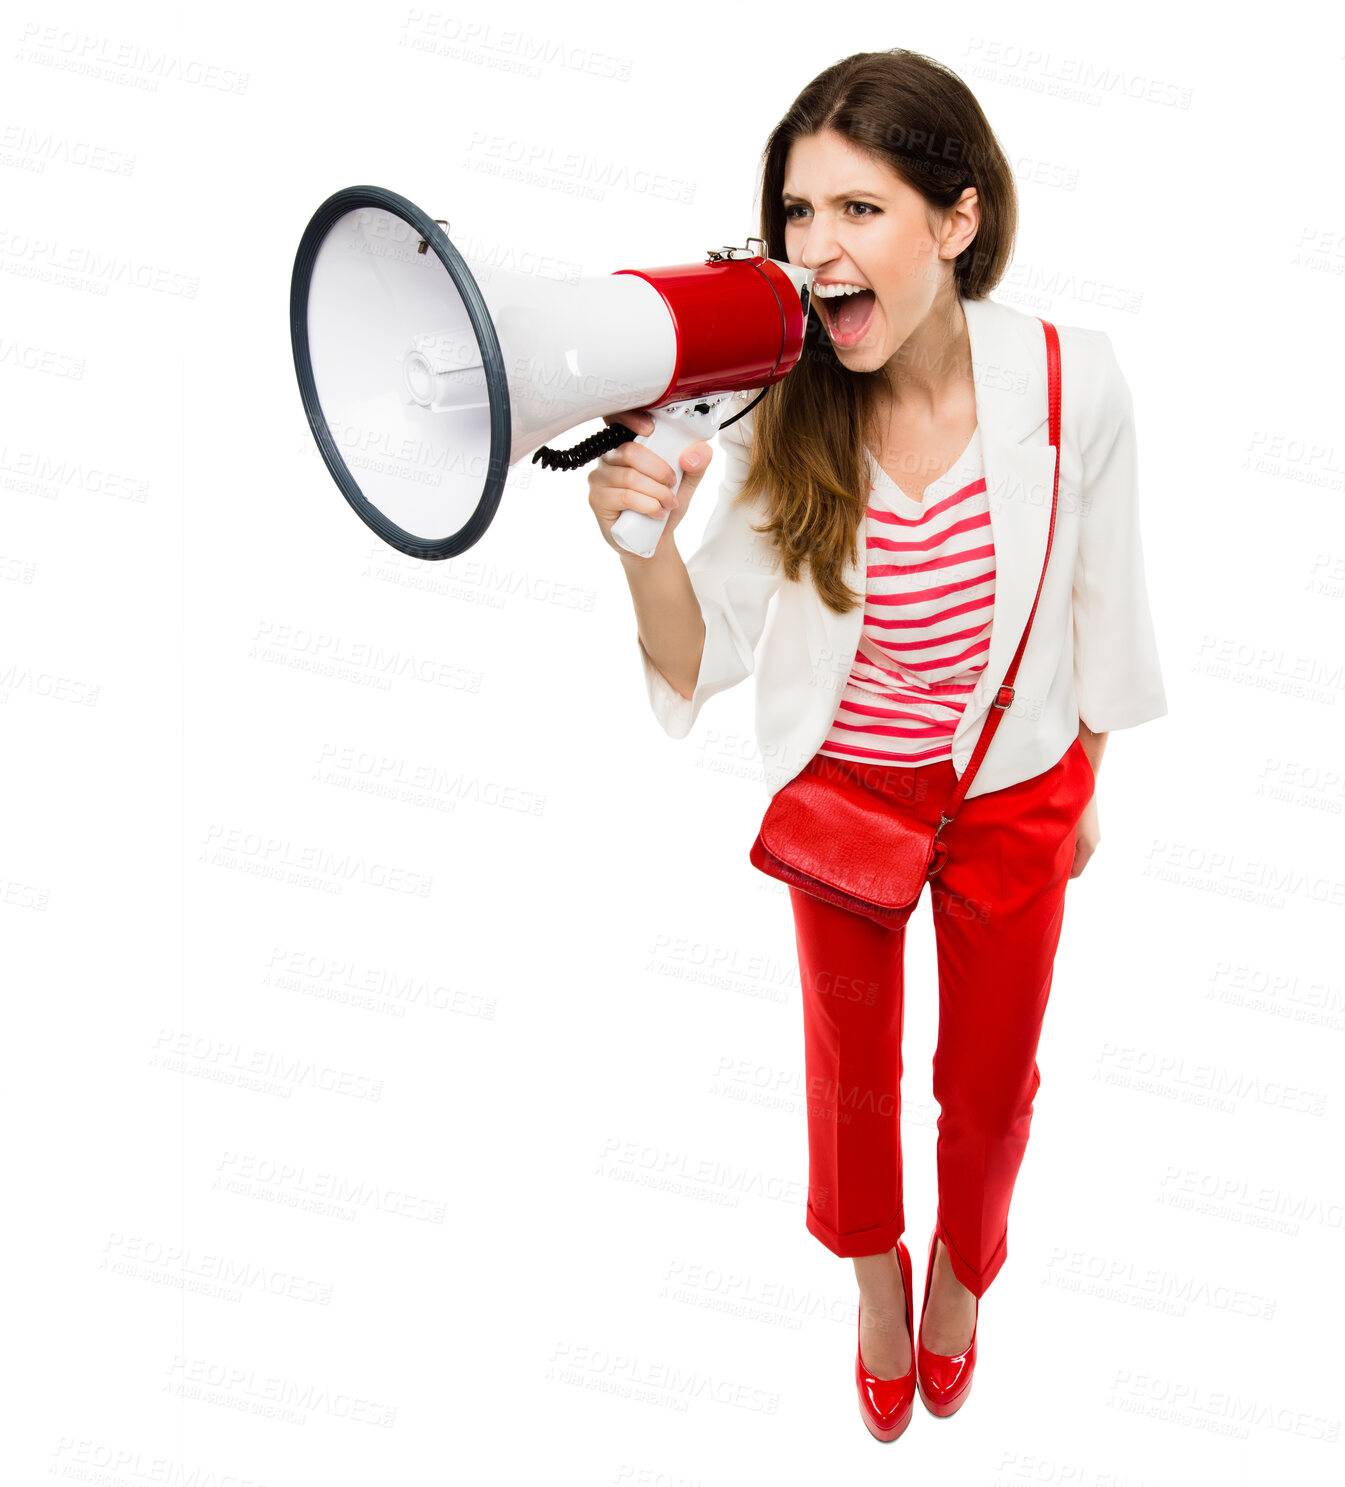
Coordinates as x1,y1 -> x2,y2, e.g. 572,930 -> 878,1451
290,185 -> 814,561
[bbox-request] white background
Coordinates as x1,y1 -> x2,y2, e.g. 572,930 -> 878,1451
4,2 -> 1343,1483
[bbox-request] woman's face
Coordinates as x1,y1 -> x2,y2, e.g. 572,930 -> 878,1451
782,128 -> 978,373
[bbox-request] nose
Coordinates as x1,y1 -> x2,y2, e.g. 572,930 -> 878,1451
799,213 -> 841,273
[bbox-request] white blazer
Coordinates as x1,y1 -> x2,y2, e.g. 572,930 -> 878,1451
636,292 -> 1168,799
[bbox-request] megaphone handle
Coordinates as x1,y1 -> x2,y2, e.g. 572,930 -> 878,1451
610,401 -> 726,560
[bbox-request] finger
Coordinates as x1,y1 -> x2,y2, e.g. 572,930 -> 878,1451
591,469 -> 679,512
619,486 -> 677,520
678,440 -> 714,473
602,410 -> 656,436
600,442 -> 677,489
594,459 -> 680,506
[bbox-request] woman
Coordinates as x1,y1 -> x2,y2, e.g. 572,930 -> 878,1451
589,49 -> 1166,1441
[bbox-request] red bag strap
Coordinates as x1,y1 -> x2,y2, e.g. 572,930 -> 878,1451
933,317 -> 1061,843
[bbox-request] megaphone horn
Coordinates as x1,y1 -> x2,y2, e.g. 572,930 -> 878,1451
290,185 -> 814,562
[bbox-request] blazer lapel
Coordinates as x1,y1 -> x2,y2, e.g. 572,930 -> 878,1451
958,294 -> 1058,721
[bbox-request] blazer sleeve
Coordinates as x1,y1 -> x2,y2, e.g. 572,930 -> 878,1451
1071,334 -> 1169,733
637,397 -> 785,739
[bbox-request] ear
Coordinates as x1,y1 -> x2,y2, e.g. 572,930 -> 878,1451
942,186 -> 979,258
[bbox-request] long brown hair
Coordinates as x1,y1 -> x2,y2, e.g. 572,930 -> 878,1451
736,50 -> 1018,613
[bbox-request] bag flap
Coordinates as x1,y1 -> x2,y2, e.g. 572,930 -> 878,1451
759,768 -> 934,911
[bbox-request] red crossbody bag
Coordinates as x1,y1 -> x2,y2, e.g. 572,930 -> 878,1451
748,317 -> 1062,929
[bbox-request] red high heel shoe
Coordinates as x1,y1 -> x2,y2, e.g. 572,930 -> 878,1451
915,1227 -> 977,1417
855,1237 -> 916,1442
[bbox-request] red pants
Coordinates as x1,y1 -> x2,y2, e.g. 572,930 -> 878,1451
788,736 -> 1095,1298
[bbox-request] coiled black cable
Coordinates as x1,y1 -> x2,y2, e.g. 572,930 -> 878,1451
531,422 -> 636,471
529,386 -> 769,472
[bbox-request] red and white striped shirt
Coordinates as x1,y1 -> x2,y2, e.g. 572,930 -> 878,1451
817,427 -> 996,769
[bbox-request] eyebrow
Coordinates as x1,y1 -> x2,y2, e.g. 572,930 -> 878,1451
781,188 -> 882,203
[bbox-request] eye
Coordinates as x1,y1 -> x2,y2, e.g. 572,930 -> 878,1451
783,201 -> 880,221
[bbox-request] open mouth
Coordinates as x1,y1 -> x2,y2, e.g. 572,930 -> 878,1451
814,284 -> 877,346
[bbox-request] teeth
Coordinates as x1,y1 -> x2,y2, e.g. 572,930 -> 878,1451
813,283 -> 870,298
